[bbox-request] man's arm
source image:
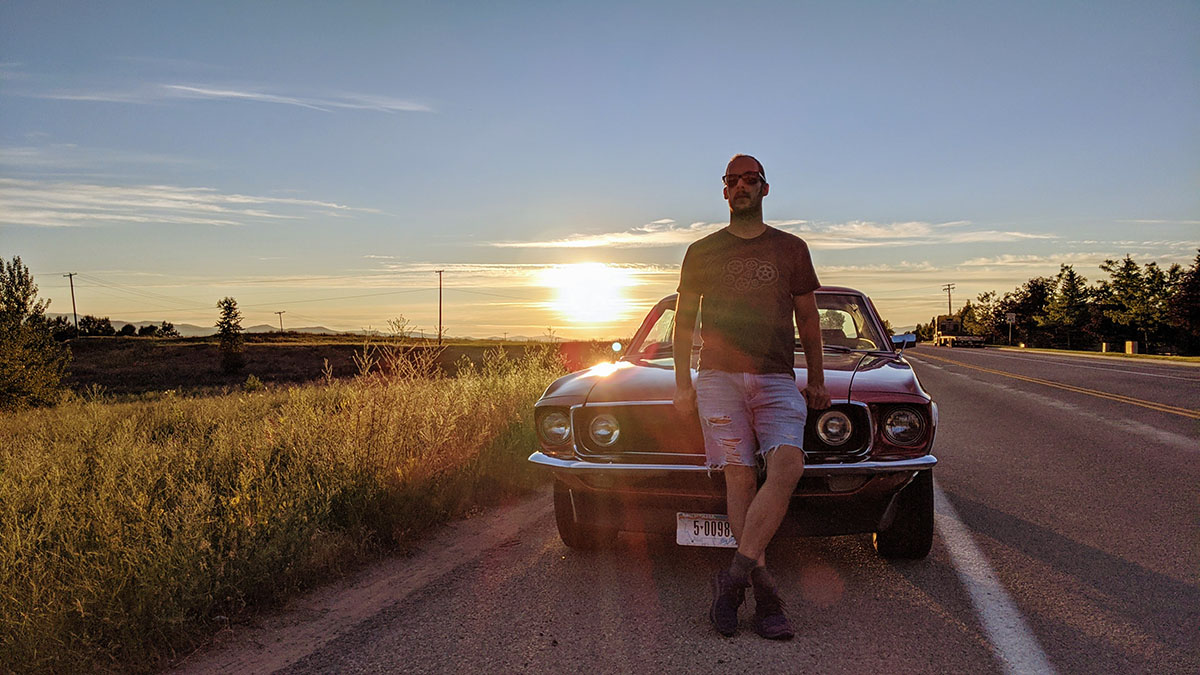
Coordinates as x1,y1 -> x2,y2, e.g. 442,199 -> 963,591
794,291 -> 831,409
673,291 -> 700,413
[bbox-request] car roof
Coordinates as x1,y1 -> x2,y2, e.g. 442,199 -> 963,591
656,286 -> 866,305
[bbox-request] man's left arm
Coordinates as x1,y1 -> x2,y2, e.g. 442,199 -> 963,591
794,291 -> 831,409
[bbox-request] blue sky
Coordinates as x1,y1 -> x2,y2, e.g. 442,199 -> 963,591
2,1 -> 1197,337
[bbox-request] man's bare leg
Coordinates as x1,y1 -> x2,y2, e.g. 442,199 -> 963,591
734,445 -> 805,561
724,464 -> 765,565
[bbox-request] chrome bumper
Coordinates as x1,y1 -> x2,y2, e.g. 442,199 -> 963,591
528,452 -> 936,476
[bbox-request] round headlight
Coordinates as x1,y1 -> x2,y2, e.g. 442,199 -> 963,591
589,414 -> 621,447
816,410 -> 853,445
882,408 -> 925,446
539,411 -> 572,446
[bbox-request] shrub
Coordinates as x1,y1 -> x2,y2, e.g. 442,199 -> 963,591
0,256 -> 71,410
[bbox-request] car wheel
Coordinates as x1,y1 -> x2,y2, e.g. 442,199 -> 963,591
873,470 -> 934,559
553,480 -> 619,550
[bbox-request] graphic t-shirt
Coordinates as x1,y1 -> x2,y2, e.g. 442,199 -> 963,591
677,226 -> 820,375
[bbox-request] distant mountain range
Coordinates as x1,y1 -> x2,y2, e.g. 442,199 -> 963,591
45,314 -> 565,341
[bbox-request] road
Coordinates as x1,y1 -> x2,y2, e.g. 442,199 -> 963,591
175,347 -> 1200,674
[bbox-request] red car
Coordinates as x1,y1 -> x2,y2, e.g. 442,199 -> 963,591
529,286 -> 938,558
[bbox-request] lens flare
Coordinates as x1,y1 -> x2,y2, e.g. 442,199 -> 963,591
539,263 -> 635,324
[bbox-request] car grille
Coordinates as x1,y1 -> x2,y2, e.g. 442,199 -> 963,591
572,402 -> 871,464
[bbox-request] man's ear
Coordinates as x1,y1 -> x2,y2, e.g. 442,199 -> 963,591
761,182 -> 769,197
723,185 -> 730,200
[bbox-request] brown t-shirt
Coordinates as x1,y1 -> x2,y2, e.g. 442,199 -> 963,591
677,226 -> 820,375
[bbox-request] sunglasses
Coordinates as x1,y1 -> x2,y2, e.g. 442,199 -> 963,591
722,171 -> 765,188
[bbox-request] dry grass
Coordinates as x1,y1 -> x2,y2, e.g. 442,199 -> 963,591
0,345 -> 580,673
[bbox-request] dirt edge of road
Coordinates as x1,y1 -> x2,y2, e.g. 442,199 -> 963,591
169,488 -> 552,675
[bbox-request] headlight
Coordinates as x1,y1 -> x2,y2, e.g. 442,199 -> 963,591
816,410 -> 853,445
882,408 -> 925,446
538,411 -> 572,446
589,414 -> 620,447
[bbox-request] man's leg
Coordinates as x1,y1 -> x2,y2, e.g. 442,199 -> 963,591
734,445 -> 805,562
723,464 -> 758,558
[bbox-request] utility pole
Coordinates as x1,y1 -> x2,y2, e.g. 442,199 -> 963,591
436,269 -> 444,345
62,273 -> 78,334
274,311 -> 286,332
942,283 -> 955,316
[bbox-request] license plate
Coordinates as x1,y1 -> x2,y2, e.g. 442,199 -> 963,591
676,512 -> 738,548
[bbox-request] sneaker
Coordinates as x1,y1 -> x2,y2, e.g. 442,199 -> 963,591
751,568 -> 795,640
710,569 -> 748,637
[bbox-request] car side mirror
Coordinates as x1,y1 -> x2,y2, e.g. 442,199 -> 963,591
891,334 -> 917,351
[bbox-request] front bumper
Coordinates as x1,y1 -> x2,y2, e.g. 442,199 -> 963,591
529,452 -> 937,537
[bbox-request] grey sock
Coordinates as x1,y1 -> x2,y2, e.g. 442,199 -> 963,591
729,552 -> 756,582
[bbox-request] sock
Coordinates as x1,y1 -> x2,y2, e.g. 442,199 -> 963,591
729,551 -> 756,582
751,565 -> 776,590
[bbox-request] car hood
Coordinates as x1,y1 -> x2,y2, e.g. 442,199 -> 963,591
577,352 -> 873,404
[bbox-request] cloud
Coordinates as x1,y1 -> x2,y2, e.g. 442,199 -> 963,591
1117,219 -> 1200,226
491,220 -> 721,248
956,252 -> 1113,268
0,178 -> 380,228
492,218 -> 1056,251
18,82 -> 434,114
0,143 -> 196,174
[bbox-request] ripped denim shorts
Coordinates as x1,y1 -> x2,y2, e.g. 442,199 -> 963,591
694,369 -> 807,469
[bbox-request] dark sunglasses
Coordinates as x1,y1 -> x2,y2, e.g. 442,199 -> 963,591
722,171 -> 765,188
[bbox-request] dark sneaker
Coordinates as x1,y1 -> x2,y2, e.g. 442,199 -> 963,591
710,569 -> 748,637
751,569 -> 795,640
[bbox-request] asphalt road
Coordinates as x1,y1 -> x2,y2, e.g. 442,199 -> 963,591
178,347 -> 1200,674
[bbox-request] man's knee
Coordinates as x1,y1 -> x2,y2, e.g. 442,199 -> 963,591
724,464 -> 757,492
765,444 -> 805,484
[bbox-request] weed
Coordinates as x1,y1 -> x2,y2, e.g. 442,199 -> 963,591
0,348 -> 565,673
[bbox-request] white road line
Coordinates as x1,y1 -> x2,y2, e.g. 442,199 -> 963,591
934,481 -> 1057,675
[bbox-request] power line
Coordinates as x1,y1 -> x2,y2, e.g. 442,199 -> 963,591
62,273 -> 78,332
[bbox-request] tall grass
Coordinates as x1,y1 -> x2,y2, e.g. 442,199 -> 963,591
0,346 -> 573,673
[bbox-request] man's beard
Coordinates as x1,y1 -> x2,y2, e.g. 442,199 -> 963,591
730,198 -> 763,218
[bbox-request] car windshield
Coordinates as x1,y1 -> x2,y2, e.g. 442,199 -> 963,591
627,293 -> 889,364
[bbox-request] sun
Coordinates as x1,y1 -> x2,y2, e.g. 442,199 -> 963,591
539,263 -> 635,324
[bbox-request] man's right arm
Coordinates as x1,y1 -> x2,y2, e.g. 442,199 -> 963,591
673,291 -> 700,413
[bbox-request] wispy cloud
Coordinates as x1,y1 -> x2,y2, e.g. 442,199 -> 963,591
491,219 -> 721,248
1116,219 -> 1200,226
956,252 -> 1116,268
18,81 -> 433,113
493,219 -> 1057,250
0,178 -> 381,228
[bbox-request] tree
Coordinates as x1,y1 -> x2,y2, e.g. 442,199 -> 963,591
1096,256 -> 1183,352
158,320 -> 181,338
216,297 -> 245,373
137,324 -> 159,337
79,314 -> 115,336
1166,250 -> 1200,354
48,315 -> 76,341
1040,265 -> 1091,349
118,323 -> 136,336
0,256 -> 71,409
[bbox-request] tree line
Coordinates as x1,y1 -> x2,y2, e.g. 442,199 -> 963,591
912,251 -> 1200,355
1,255 -> 248,410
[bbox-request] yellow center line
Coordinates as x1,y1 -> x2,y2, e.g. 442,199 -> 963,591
912,351 -> 1200,420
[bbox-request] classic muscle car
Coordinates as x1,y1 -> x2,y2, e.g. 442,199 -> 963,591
529,286 -> 938,559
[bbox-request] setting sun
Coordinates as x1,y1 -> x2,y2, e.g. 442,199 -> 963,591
539,263 -> 636,324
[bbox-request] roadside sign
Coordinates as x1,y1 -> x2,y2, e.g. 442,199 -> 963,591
1006,312 -> 1016,324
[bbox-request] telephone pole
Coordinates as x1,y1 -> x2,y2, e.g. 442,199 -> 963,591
62,273 -> 78,333
942,283 -> 955,316
274,311 -> 286,332
436,269 -> 444,345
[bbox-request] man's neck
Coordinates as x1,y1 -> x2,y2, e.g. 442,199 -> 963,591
727,211 -> 767,239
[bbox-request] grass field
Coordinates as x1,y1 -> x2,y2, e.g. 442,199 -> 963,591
0,343 -> 597,673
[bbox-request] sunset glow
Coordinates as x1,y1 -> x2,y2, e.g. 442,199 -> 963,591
539,263 -> 636,324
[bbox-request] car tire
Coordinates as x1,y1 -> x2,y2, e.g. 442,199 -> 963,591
553,480 -> 619,550
873,470 -> 934,559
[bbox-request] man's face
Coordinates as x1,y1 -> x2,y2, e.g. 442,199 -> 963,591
723,157 -> 768,215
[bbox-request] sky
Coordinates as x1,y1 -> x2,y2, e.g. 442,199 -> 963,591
2,0 -> 1197,338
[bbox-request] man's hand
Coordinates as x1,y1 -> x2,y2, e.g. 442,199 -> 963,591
802,382 -> 831,410
674,384 -> 697,414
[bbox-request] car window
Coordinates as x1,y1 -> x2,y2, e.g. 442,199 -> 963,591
806,295 -> 887,350
643,307 -> 675,351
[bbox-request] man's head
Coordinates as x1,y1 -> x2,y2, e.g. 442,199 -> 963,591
723,154 -> 768,218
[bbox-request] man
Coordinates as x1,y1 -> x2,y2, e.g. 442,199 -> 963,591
673,154 -> 830,639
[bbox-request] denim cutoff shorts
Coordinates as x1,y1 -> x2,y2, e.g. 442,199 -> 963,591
695,370 -> 807,469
